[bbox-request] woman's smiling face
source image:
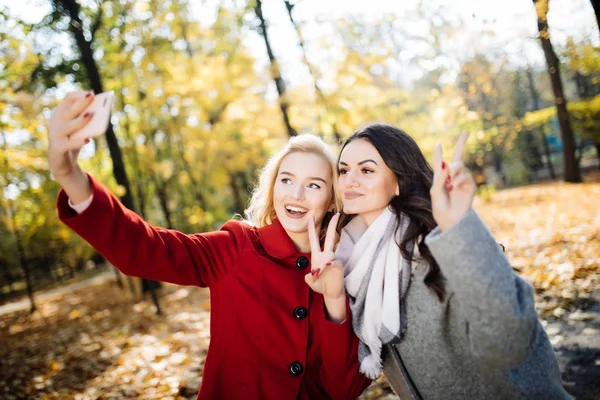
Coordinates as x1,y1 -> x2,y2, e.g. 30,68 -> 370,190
338,139 -> 399,226
273,151 -> 334,242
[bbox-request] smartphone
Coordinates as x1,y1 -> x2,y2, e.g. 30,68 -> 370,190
71,91 -> 115,140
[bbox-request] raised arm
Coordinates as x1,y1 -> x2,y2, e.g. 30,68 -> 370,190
49,91 -> 243,287
428,134 -> 536,367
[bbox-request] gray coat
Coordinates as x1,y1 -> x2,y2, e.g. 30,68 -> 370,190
382,209 -> 572,400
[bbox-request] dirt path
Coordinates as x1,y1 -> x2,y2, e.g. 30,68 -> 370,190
0,270 -> 114,316
3,270 -> 596,399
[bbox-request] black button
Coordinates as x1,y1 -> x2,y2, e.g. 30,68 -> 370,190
296,256 -> 309,269
293,306 -> 308,319
289,361 -> 303,376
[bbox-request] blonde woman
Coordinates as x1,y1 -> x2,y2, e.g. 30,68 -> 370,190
48,91 -> 371,399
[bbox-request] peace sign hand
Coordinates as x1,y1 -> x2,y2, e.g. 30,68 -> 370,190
431,132 -> 477,232
304,213 -> 345,300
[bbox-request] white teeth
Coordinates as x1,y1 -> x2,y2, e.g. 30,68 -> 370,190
286,206 -> 307,213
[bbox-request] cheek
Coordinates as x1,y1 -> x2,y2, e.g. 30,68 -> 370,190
272,182 -> 287,201
309,191 -> 331,212
370,177 -> 395,201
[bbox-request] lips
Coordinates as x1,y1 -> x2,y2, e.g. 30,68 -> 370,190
285,204 -> 308,219
344,191 -> 363,200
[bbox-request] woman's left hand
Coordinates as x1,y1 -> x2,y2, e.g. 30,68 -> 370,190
430,132 -> 477,231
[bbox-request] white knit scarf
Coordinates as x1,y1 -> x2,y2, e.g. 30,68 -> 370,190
335,207 -> 413,379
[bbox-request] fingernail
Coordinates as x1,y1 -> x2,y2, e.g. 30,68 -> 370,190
442,161 -> 446,170
84,138 -> 90,144
85,91 -> 93,98
311,268 -> 321,276
325,262 -> 332,266
448,185 -> 453,192
83,112 -> 94,118
445,176 -> 451,184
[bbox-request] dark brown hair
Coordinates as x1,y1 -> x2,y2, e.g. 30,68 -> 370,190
339,123 -> 446,301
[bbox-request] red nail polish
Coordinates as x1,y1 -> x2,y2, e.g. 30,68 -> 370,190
83,112 -> 91,118
85,91 -> 93,98
442,161 -> 446,170
84,138 -> 90,144
325,262 -> 332,266
445,176 -> 451,184
311,268 -> 321,276
448,185 -> 453,192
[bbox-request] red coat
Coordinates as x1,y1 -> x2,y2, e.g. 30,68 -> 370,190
57,175 -> 371,399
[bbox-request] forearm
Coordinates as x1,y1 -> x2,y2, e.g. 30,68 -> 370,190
426,209 -> 537,365
57,174 -> 240,287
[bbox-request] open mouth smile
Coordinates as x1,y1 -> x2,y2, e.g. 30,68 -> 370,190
285,205 -> 308,219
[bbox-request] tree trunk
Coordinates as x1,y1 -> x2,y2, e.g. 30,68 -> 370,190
12,209 -> 36,313
533,0 -> 582,182
155,181 -> 174,230
58,0 -> 161,311
591,0 -> 600,37
254,0 -> 297,138
282,0 -> 342,143
58,0 -> 138,206
229,171 -> 245,215
526,68 -> 556,179
1,263 -> 16,295
1,130 -> 36,312
112,266 -> 124,288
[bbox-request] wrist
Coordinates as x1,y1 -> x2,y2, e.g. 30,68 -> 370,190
54,165 -> 84,185
324,294 -> 347,324
58,169 -> 93,204
324,292 -> 345,302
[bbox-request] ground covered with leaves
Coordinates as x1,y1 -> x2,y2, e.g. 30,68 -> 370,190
1,173 -> 599,399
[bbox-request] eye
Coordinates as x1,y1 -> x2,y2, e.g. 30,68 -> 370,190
308,183 -> 321,189
362,168 -> 374,174
338,168 -> 348,175
281,178 -> 292,184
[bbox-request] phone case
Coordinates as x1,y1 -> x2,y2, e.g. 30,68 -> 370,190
71,91 -> 115,140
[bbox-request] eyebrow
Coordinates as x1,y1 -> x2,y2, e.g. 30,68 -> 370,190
338,159 -> 378,166
279,171 -> 327,184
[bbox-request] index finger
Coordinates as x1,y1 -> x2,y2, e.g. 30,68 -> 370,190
451,132 -> 469,163
432,143 -> 443,174
323,213 -> 340,252
307,216 -> 321,254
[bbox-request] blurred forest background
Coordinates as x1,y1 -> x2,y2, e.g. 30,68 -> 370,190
0,0 -> 599,398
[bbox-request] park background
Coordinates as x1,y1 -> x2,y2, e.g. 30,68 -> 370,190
0,0 -> 599,398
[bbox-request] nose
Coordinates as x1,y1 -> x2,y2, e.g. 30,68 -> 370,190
291,183 -> 305,200
342,170 -> 359,188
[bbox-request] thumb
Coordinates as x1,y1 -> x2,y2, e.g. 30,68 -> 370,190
304,273 -> 316,289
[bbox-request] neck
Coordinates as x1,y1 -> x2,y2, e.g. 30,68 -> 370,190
360,208 -> 387,227
287,230 -> 315,253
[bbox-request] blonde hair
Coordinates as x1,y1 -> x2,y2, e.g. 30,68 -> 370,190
245,134 -> 343,238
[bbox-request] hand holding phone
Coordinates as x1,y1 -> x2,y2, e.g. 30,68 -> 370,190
70,91 -> 115,140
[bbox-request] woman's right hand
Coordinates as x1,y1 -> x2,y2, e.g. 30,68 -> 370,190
305,213 -> 343,299
48,91 -> 95,181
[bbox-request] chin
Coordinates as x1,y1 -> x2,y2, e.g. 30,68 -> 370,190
280,220 -> 307,233
342,205 -> 361,215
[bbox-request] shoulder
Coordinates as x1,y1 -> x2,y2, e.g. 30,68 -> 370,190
220,219 -> 261,251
